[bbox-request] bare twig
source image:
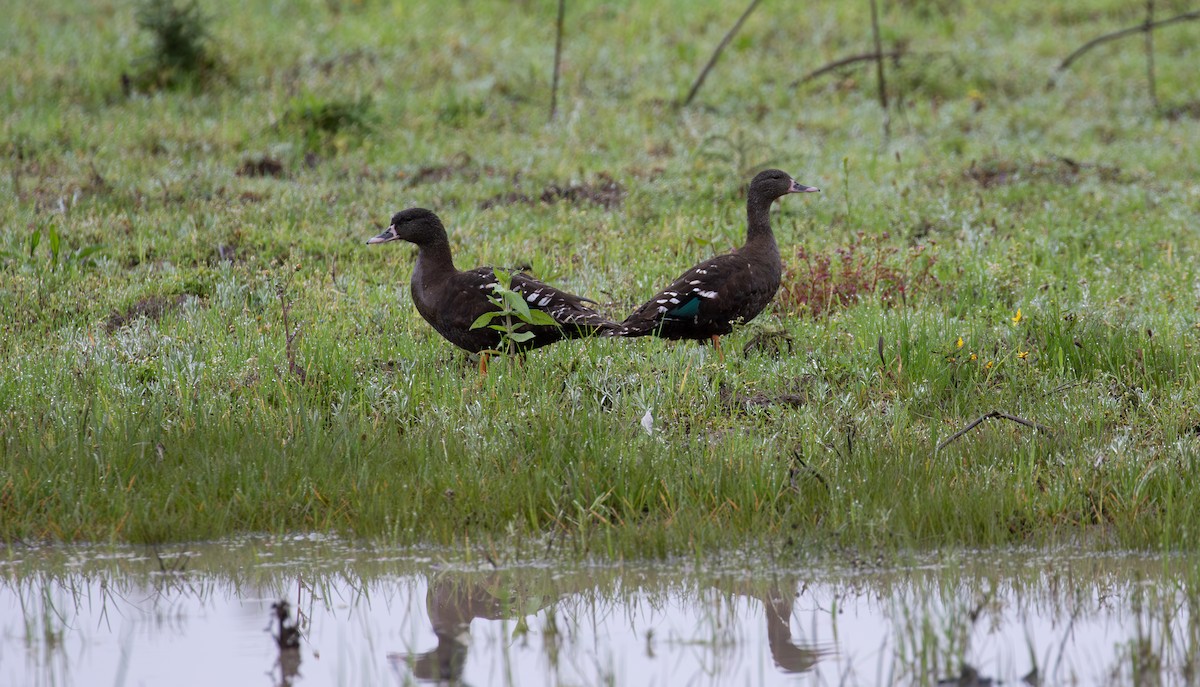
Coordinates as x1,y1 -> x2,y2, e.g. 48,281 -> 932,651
549,0 -> 566,121
936,410 -> 1053,453
789,450 -> 830,492
1054,9 -> 1200,74
276,277 -> 307,384
1144,0 -> 1158,109
1040,381 -> 1085,398
328,255 -> 346,294
868,0 -> 890,139
682,0 -> 764,107
790,50 -> 905,87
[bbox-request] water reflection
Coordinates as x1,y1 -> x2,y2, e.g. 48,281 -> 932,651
391,568 -> 825,684
272,600 -> 302,686
0,541 -> 1196,686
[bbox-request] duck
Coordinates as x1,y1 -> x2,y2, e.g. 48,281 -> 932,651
616,169 -> 819,356
367,208 -> 619,369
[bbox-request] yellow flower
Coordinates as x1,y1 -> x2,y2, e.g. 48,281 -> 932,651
985,360 -> 993,369
956,336 -> 964,349
1017,350 -> 1029,360
970,353 -> 977,361
1011,308 -> 1023,325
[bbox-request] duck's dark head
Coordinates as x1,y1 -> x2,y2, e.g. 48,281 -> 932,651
749,169 -> 820,201
367,208 -> 448,246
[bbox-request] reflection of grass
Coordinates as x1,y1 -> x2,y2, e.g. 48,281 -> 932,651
4,546 -> 1199,685
18,584 -> 70,678
2,0 -> 1200,553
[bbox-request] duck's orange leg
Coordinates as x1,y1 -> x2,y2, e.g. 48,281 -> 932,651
479,351 -> 490,375
711,335 -> 724,361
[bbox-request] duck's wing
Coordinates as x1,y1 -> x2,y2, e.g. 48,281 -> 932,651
617,251 -> 753,338
509,271 -> 620,336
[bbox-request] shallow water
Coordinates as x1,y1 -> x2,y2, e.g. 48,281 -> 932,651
1,538 -> 1197,686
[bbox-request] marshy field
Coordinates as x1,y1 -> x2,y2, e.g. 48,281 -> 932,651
2,0 -> 1200,681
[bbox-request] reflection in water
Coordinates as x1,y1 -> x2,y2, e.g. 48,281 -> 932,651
391,570 -> 826,683
398,571 -> 519,682
272,600 -> 302,686
0,541 -> 1197,686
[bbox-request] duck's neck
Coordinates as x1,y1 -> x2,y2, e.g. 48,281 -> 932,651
744,195 -> 778,251
413,240 -> 457,284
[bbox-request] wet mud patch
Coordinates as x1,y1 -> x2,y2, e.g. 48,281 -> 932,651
719,377 -> 814,411
236,156 -> 285,178
479,174 -> 625,210
104,294 -> 191,333
1163,101 -> 1200,121
965,155 -> 1127,187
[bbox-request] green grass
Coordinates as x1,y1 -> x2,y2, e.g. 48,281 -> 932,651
2,0 -> 1200,554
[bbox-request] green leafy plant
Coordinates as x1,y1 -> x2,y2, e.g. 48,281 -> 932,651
129,0 -> 221,91
0,225 -> 104,273
470,268 -> 560,356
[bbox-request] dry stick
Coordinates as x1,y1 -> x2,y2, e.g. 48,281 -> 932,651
1054,9 -> 1200,74
790,450 -> 830,492
790,50 -> 905,87
682,0 -> 764,107
549,0 -> 566,121
1145,0 -> 1158,110
1040,381 -> 1084,398
936,410 -> 1053,453
277,283 -> 307,384
868,0 -> 890,140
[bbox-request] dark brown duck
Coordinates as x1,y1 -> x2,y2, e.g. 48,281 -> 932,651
367,208 -> 619,358
617,169 -> 819,353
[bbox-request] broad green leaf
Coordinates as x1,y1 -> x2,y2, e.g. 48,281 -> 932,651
507,330 -> 536,343
48,225 -> 61,263
525,309 -> 559,327
71,244 -> 105,265
503,290 -> 532,320
471,311 -> 503,329
28,229 -> 40,257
